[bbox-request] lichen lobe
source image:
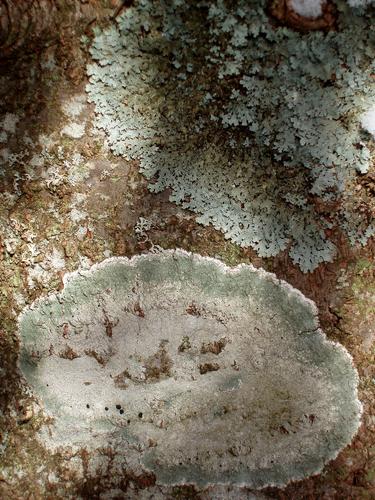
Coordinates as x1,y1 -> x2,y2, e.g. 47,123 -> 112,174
18,251 -> 361,489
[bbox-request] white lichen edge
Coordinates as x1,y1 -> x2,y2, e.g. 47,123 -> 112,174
17,249 -> 362,490
361,105 -> 375,138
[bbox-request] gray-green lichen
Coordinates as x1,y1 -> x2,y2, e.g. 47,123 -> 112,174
18,250 -> 361,489
85,0 -> 375,272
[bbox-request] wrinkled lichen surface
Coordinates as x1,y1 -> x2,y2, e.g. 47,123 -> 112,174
19,251 -> 361,489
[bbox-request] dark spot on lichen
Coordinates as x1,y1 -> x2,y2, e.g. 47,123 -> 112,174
200,338 -> 227,355
171,485 -> 198,498
62,323 -> 69,338
186,302 -> 200,316
133,472 -> 156,489
113,369 -> 132,389
178,335 -> 191,352
59,346 -> 80,360
134,301 -> 145,317
144,344 -> 173,381
84,349 -> 107,366
199,362 -> 220,375
105,320 -> 113,337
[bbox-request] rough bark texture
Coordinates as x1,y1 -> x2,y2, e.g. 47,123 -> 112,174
0,1 -> 374,499
0,0 -> 117,60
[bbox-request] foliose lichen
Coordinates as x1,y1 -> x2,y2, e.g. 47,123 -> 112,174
86,0 -> 374,271
18,250 -> 361,489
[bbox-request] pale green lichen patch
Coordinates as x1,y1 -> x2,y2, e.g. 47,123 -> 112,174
18,250 -> 361,489
86,0 -> 375,272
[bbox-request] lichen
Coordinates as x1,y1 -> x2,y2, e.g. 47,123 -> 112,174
85,0 -> 375,272
290,0 -> 326,18
347,0 -> 375,7
361,105 -> 375,138
18,250 -> 361,489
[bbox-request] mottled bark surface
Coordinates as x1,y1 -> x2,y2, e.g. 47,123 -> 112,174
0,0 -> 121,60
1,0 -> 72,58
0,1 -> 374,499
